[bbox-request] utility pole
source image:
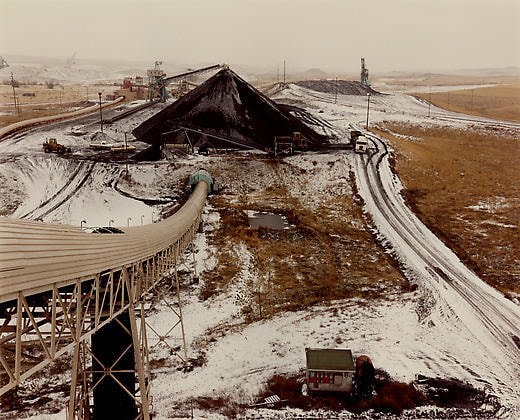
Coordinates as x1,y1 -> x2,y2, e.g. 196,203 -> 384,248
124,132 -> 129,173
365,92 -> 371,130
10,72 -> 19,115
283,60 -> 286,85
428,86 -> 431,118
334,76 -> 338,104
98,92 -> 103,133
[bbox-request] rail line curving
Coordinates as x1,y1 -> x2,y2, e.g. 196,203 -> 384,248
0,97 -> 125,140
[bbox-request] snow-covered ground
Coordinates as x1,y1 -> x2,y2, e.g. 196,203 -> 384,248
1,77 -> 519,419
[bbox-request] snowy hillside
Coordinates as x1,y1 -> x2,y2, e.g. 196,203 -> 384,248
1,78 -> 519,419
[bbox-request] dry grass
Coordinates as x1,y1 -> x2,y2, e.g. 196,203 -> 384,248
256,371 -> 425,415
414,84 -> 520,122
375,123 -> 520,296
380,73 -> 520,88
0,84 -> 106,127
200,155 -> 409,321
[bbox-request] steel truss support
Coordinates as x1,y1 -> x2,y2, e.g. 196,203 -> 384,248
146,238 -> 197,364
1,205 -> 204,420
68,296 -> 151,419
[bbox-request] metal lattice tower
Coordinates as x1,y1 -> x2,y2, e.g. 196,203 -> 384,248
147,61 -> 168,102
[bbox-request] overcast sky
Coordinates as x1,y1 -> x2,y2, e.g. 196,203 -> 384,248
1,0 -> 519,73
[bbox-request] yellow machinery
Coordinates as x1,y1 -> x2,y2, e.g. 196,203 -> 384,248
42,138 -> 71,154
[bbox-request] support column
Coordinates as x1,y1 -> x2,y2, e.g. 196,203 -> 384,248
91,312 -> 137,420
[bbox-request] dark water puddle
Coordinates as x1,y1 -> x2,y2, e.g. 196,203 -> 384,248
247,211 -> 288,230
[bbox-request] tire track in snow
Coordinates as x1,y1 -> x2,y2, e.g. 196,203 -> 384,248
354,132 -> 520,405
364,133 -> 520,343
20,160 -> 96,220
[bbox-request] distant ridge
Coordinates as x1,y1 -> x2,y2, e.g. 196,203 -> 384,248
295,79 -> 379,96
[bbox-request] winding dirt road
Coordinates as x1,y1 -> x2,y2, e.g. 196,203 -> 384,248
353,131 -> 520,409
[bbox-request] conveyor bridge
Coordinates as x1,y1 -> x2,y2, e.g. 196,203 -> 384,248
0,175 -> 211,419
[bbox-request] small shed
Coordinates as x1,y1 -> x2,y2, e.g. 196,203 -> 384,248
305,348 -> 355,393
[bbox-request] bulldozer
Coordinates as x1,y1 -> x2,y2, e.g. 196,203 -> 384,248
42,138 -> 71,154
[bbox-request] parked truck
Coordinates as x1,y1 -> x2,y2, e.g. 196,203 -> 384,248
354,135 -> 369,153
42,138 -> 71,154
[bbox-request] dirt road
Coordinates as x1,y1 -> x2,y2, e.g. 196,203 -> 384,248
353,130 -> 520,409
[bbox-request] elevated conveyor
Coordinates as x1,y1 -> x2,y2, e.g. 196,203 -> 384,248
0,175 -> 211,414
0,181 -> 207,302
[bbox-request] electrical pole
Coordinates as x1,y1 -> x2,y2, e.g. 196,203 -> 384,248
365,92 -> 371,130
10,72 -> 19,115
428,86 -> 431,118
334,76 -> 338,104
283,60 -> 286,85
124,132 -> 129,173
98,92 -> 103,133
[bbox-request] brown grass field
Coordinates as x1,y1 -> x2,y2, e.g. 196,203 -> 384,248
0,84 -> 106,127
414,83 -> 520,122
199,156 -> 410,322
374,121 -> 519,297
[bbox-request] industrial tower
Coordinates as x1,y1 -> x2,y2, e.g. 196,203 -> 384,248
0,57 -> 9,70
360,57 -> 370,86
147,61 -> 168,102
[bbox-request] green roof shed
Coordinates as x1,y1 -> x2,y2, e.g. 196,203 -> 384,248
305,348 -> 355,371
305,348 -> 355,393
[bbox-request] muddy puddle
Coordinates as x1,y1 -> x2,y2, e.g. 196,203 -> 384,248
246,211 -> 288,230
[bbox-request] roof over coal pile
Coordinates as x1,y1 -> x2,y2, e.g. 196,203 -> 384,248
132,68 -> 329,151
295,79 -> 379,96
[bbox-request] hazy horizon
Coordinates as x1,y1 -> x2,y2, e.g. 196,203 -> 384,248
1,0 -> 519,74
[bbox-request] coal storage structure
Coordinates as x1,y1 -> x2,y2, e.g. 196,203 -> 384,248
132,67 -> 329,157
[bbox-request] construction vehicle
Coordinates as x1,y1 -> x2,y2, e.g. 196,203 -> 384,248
42,138 -> 71,154
273,132 -> 307,156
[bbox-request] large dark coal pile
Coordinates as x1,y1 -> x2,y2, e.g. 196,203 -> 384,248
132,68 -> 329,156
295,79 -> 379,96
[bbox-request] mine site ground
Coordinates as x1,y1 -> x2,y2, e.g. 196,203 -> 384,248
0,63 -> 519,419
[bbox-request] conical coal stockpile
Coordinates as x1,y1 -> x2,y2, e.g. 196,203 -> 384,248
132,67 -> 329,152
